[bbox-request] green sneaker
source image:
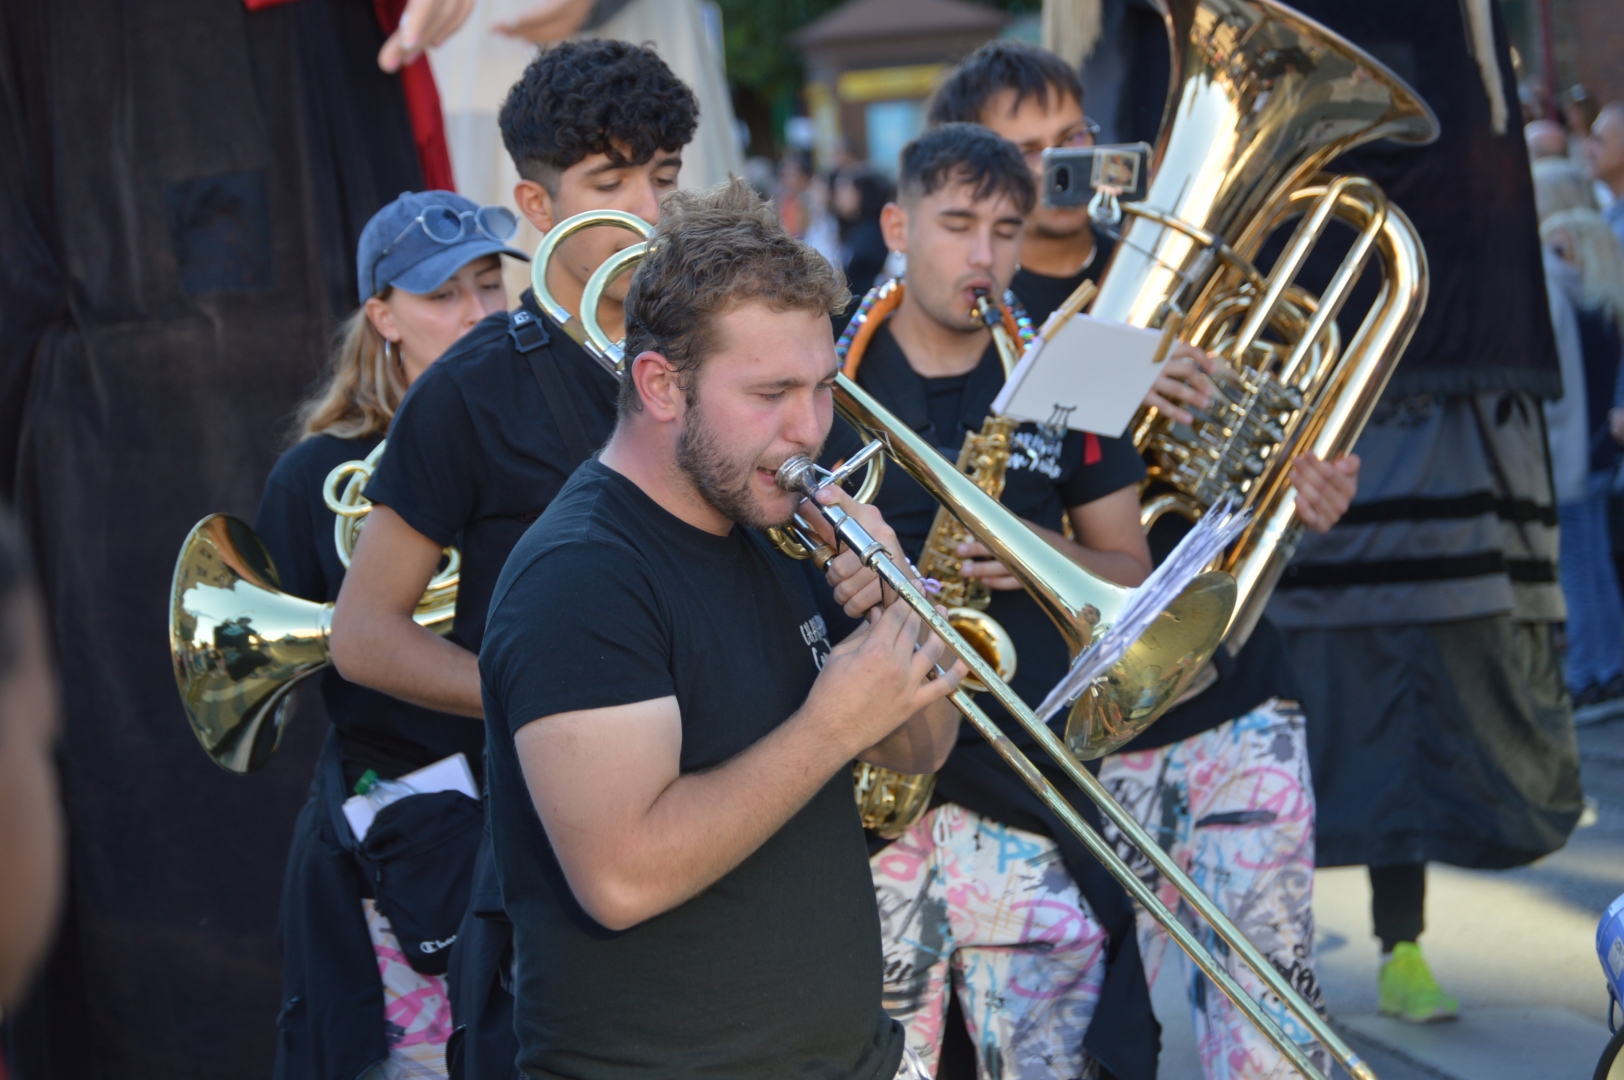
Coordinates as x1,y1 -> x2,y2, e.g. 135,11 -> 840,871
1378,942 -> 1459,1023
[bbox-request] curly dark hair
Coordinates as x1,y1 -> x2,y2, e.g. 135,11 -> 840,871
898,123 -> 1035,216
927,39 -> 1084,127
620,179 -> 849,417
498,40 -> 699,192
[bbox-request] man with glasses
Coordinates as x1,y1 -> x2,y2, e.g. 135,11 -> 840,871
329,39 -> 700,1080
928,41 -> 1360,1079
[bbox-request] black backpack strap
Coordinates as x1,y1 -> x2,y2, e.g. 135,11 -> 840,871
513,312 -> 597,468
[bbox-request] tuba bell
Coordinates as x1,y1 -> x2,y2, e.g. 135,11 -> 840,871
1085,0 -> 1437,660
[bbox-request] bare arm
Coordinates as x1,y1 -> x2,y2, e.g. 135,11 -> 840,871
330,505 -> 484,718
514,599 -> 961,930
957,485 -> 1153,591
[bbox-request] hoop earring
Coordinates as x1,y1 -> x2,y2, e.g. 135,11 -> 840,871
386,340 -> 402,369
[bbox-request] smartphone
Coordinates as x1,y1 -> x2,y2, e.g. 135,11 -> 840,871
1042,143 -> 1153,207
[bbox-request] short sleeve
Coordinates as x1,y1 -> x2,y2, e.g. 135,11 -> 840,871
481,542 -> 674,734
365,367 -> 484,548
254,467 -> 330,603
1058,432 -> 1146,509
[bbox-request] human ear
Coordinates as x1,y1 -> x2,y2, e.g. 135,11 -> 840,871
364,296 -> 401,343
630,351 -> 684,422
879,202 -> 908,254
514,179 -> 555,234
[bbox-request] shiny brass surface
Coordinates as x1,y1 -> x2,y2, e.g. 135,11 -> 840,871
777,455 -> 1345,1080
171,515 -> 333,774
322,441 -> 460,624
532,208 -> 655,370
1092,0 -> 1435,666
852,762 -> 936,838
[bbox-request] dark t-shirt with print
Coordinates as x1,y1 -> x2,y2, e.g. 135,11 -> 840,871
479,460 -> 902,1080
255,433 -> 481,779
1015,240 -> 1299,750
365,289 -> 619,653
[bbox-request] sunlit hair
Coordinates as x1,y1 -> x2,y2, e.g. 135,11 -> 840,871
620,178 -> 849,417
292,291 -> 408,442
1531,157 -> 1598,222
1542,208 -> 1624,334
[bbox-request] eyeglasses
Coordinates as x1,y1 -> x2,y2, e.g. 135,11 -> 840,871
371,204 -> 520,293
1022,118 -> 1102,171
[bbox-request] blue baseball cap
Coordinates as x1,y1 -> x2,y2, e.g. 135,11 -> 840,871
357,190 -> 530,305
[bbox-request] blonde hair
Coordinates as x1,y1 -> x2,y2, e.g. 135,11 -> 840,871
1531,157 -> 1598,222
292,294 -> 409,442
1542,208 -> 1624,334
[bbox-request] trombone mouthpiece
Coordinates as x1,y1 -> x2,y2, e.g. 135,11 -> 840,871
775,455 -> 820,495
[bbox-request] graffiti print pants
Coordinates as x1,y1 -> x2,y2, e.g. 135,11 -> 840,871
1099,699 -> 1328,1080
872,803 -> 1109,1080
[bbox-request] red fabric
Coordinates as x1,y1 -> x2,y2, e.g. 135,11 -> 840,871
242,0 -> 300,8
1084,432 -> 1101,465
371,0 -> 456,191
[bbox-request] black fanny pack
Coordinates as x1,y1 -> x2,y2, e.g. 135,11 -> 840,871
324,743 -> 483,977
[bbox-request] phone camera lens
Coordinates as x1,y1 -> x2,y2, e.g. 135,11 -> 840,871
1055,167 -> 1070,192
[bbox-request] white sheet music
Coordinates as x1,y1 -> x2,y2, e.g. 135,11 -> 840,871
991,312 -> 1168,437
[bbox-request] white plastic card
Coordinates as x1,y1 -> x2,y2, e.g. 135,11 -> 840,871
991,311 -> 1167,437
342,751 -> 479,843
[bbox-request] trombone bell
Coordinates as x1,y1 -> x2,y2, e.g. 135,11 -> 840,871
170,515 -> 332,774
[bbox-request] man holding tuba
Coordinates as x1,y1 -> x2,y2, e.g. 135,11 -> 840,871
932,41 -> 1361,1078
328,40 -> 700,1079
480,179 -> 965,1080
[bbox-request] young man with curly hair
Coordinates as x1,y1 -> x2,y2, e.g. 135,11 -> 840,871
481,178 -> 964,1079
328,40 -> 700,1080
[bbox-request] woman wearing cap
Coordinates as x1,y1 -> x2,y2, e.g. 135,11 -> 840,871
256,190 -> 527,1080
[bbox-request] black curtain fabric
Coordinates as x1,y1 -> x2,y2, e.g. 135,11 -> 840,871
0,1 -> 421,1076
1109,0 -> 1561,400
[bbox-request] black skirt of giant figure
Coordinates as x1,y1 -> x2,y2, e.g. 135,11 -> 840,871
0,1 -> 423,1076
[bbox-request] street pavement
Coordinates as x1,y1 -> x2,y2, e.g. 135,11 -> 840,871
1149,716 -> 1624,1079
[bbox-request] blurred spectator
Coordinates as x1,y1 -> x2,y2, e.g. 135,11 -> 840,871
833,167 -> 894,297
1564,85 -> 1601,140
1526,118 -> 1569,161
1587,103 -> 1624,240
802,171 -> 842,268
776,150 -> 813,238
1533,157 -> 1600,221
0,506 -> 63,1011
1541,207 -> 1624,713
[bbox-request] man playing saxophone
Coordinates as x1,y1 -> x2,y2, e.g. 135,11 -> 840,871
822,122 -> 1164,1079
929,41 -> 1362,1079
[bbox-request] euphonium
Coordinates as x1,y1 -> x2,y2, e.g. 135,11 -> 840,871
1086,0 -> 1437,658
171,447 -> 459,774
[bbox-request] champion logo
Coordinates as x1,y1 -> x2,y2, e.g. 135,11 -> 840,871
419,935 -> 457,955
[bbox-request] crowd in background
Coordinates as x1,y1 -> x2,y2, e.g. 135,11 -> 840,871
1528,91 -> 1624,718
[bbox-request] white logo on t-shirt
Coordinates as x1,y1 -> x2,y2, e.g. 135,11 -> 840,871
799,614 -> 832,669
1008,427 -> 1065,480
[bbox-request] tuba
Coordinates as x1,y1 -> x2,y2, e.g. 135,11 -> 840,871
170,449 -> 458,774
1086,0 -> 1437,657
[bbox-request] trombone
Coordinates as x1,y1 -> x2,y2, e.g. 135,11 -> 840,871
572,225 -> 1373,1080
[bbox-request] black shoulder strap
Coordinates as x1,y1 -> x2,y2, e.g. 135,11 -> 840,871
511,311 -> 596,468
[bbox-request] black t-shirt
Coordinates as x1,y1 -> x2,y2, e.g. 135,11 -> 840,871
365,289 -> 620,653
1009,225 -> 1117,322
824,318 -> 1145,754
1016,230 -> 1299,751
255,434 -> 482,779
480,460 -> 901,1080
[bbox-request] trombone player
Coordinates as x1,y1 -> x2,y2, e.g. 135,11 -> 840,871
480,179 -> 964,1079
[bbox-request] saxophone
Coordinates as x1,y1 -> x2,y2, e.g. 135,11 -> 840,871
848,290 -> 1029,837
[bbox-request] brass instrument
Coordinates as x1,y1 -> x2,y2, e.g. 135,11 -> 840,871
1089,0 -> 1436,657
574,90 -> 1381,1080
170,443 -> 461,774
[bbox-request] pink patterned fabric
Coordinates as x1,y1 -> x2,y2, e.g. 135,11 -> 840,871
362,899 -> 453,1079
871,803 -> 1108,1079
1099,699 -> 1328,1080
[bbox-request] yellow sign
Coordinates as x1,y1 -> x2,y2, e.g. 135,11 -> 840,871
836,64 -> 948,104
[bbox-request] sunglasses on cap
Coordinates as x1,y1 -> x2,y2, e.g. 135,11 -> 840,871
371,203 -> 521,294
